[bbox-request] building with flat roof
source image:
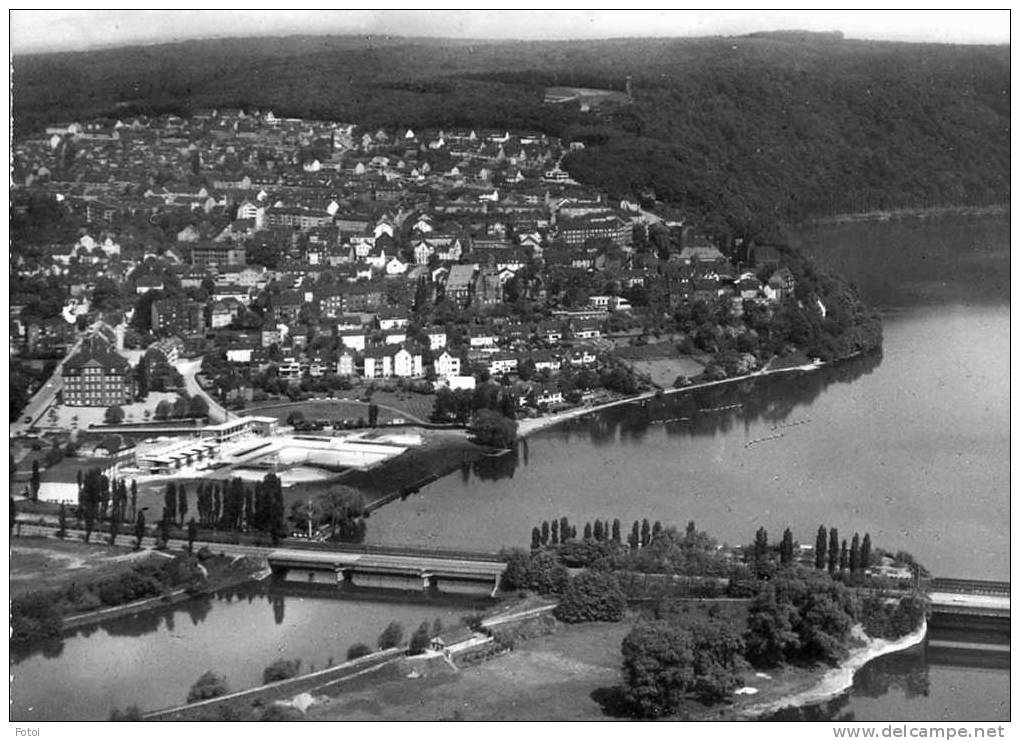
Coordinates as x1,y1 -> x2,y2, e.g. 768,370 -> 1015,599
201,416 -> 279,442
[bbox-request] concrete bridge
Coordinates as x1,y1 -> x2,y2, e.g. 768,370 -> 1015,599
927,577 -> 1009,619
925,577 -> 1009,654
267,548 -> 506,597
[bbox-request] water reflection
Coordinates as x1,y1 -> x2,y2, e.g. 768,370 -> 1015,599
767,692 -> 856,722
550,350 -> 883,451
272,593 -> 285,625
853,648 -> 931,700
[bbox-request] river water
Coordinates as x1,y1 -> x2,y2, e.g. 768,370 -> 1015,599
363,213 -> 1010,721
367,215 -> 1010,583
10,581 -> 485,721
9,214 -> 1009,721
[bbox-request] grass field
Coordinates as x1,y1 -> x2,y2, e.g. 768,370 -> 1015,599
9,537 -> 162,598
309,617 -> 636,721
624,356 -> 705,387
246,391 -> 435,425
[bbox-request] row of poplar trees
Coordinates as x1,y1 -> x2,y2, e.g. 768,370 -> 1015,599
531,517 -> 668,551
164,475 -> 285,536
814,525 -> 872,577
72,468 -> 138,544
751,525 -> 872,578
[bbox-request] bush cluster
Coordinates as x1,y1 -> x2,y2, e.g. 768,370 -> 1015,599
10,555 -> 206,645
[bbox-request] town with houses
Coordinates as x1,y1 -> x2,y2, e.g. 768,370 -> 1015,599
11,107 -> 799,439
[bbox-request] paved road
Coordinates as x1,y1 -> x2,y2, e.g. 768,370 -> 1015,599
13,522 -> 275,560
178,357 -> 232,424
9,322 -> 102,437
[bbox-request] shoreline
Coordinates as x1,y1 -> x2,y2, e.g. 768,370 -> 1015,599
517,359 -> 823,438
800,203 -> 1008,227
732,620 -> 928,720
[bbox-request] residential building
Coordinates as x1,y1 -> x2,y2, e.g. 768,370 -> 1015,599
151,298 -> 206,336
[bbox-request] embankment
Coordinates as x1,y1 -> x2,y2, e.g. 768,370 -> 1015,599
734,621 -> 928,719
517,360 -> 823,438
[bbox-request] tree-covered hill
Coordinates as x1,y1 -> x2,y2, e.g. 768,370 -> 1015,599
13,32 -> 1009,239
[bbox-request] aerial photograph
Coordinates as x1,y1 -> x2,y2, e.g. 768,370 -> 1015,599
7,9 -> 1010,726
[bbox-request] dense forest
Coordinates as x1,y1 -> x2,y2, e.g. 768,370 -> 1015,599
13,32 -> 1009,239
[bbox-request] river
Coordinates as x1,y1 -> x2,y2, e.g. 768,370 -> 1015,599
362,213 -> 1010,720
9,214 -> 1009,721
10,581 -> 487,721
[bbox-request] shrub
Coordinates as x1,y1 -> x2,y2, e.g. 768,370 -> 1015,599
109,705 -> 144,721
186,671 -> 230,703
262,658 -> 302,684
527,550 -> 569,595
554,570 -> 627,623
10,591 -> 64,644
346,643 -> 373,661
260,704 -> 304,721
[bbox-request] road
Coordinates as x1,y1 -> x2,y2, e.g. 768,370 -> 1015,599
9,321 -> 102,437
13,521 -> 275,559
177,357 -> 232,424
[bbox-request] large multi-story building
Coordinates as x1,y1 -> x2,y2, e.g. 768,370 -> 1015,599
555,212 -> 632,249
151,298 -> 206,337
263,206 -> 332,230
190,243 -> 247,267
62,336 -> 132,407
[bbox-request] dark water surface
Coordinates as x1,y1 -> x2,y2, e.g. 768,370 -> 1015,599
10,581 -> 483,721
367,216 -> 1010,583
364,214 -> 1010,721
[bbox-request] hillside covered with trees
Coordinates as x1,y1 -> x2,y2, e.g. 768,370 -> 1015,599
13,32 -> 1008,241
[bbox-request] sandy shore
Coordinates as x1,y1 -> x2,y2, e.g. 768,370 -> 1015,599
734,621 -> 928,719
517,360 -> 822,438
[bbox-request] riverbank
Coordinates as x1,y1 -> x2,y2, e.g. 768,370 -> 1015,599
11,536 -> 266,640
801,203 -> 1008,226
517,358 -> 823,438
726,621 -> 929,720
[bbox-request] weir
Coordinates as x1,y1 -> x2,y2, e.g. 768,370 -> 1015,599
268,548 -> 507,597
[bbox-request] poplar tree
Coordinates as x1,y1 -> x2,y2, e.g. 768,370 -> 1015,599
30,461 -> 40,501
164,482 -> 178,526
839,540 -> 848,572
178,485 -> 188,527
828,527 -> 839,575
612,519 -> 621,543
849,533 -> 861,574
753,527 -> 769,578
641,519 -> 651,548
594,520 -> 604,541
531,527 -> 542,550
860,533 -> 872,572
584,522 -> 593,540
134,511 -> 146,550
629,521 -> 641,550
815,526 -> 827,569
560,517 -> 570,542
551,519 -> 559,545
780,527 -> 795,565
